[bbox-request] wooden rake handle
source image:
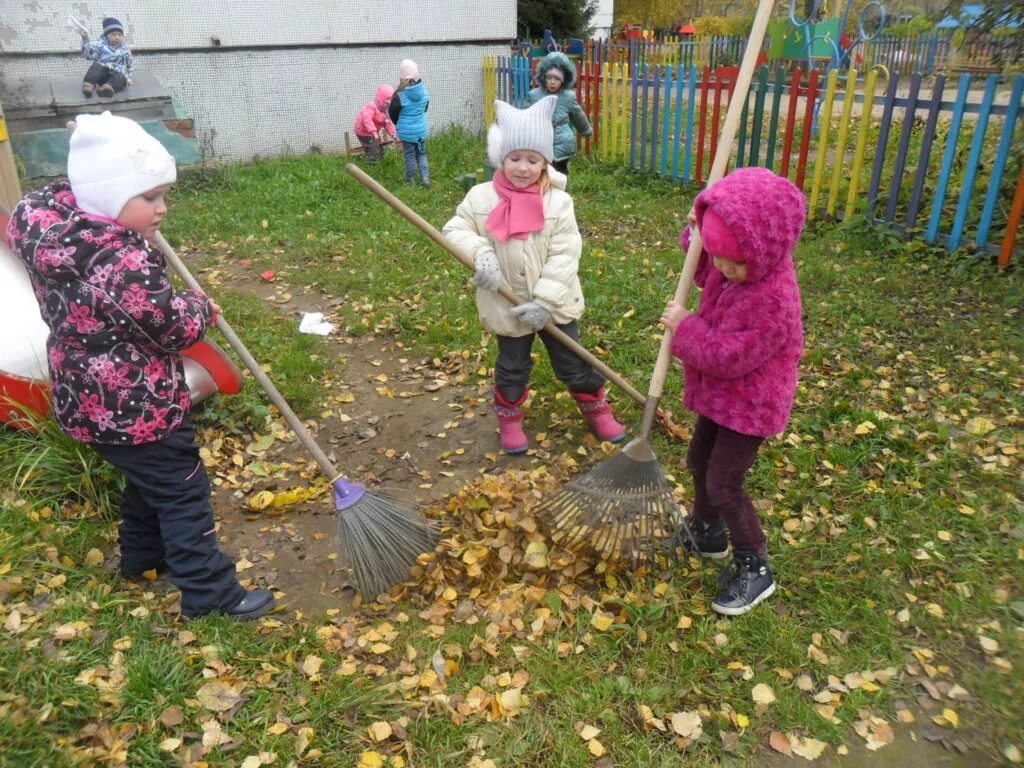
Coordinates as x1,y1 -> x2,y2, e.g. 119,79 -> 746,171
345,163 -> 685,437
638,0 -> 777,437
154,232 -> 341,480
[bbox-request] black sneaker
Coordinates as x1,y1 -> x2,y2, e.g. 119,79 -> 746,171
680,517 -> 730,559
711,552 -> 775,616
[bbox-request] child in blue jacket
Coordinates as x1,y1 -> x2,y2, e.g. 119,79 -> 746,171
77,17 -> 134,98
388,59 -> 431,186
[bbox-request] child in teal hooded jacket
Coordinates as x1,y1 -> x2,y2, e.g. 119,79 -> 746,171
527,52 -> 592,175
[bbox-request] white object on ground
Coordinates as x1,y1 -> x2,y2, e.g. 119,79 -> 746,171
299,312 -> 335,336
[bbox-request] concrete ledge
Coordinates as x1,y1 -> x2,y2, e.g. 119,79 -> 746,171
5,71 -> 177,132
7,71 -> 199,178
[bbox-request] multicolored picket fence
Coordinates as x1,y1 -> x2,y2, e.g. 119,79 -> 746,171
483,55 -> 1024,267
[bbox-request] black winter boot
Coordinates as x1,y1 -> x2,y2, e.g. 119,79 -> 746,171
712,552 -> 775,616
681,517 -> 729,559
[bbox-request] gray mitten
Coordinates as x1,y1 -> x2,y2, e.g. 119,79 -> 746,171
510,301 -> 551,331
472,250 -> 502,291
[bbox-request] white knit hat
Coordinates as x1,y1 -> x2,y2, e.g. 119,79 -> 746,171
486,97 -> 557,168
399,59 -> 420,80
68,112 -> 177,220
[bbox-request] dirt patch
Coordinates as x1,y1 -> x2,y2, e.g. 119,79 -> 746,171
201,266 -> 596,616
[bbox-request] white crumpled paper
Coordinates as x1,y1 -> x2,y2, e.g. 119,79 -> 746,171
298,312 -> 335,336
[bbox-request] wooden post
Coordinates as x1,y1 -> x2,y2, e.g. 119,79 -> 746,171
0,100 -> 22,211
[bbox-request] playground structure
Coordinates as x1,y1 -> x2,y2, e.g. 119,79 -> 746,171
772,0 -> 889,78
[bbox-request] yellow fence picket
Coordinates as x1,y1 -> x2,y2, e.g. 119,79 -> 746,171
827,66 -> 858,217
808,68 -> 839,219
846,68 -> 878,220
483,56 -> 497,126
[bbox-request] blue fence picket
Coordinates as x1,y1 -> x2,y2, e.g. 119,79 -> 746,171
927,74 -> 972,244
976,76 -> 1024,247
650,65 -> 663,174
660,65 -> 673,177
950,76 -> 998,250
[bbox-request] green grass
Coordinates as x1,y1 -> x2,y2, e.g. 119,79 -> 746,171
1,131 -> 1021,766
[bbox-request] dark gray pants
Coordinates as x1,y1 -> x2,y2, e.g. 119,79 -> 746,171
83,62 -> 128,92
495,321 -> 604,403
357,134 -> 382,162
93,419 -> 245,618
686,415 -> 766,556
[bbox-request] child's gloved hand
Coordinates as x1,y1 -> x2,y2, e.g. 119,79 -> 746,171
472,250 -> 502,291
511,301 -> 550,331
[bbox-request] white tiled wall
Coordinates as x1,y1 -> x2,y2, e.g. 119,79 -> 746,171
1,2 -> 515,161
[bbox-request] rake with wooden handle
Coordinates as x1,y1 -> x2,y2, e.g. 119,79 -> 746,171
154,232 -> 438,598
345,163 -> 684,438
534,0 -> 778,564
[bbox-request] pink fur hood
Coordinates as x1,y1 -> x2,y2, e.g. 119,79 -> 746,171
671,168 -> 806,437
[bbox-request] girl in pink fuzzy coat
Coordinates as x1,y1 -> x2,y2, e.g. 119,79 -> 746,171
661,167 -> 806,616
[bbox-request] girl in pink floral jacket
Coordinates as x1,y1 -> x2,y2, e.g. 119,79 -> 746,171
7,112 -> 274,621
661,167 -> 806,617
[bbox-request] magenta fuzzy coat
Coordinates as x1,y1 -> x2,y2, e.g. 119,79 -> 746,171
672,167 -> 806,437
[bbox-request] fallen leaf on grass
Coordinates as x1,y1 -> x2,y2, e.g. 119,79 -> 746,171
769,731 -> 793,756
752,683 -> 776,705
357,751 -> 384,768
575,723 -> 601,740
367,721 -> 392,742
965,416 -> 996,435
790,735 -> 828,760
670,710 -> 702,740
195,680 -> 243,712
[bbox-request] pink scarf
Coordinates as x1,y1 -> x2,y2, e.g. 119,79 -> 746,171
485,171 -> 546,243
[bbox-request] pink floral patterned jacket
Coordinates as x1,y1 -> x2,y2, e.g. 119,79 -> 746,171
7,183 -> 212,445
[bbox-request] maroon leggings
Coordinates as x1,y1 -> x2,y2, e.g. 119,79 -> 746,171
686,415 -> 767,556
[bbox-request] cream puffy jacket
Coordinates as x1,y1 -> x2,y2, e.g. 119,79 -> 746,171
442,173 -> 585,337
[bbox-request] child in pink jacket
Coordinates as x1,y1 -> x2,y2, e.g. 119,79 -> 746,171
661,167 -> 806,616
353,84 -> 397,163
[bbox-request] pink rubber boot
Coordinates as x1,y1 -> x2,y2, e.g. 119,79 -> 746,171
492,388 -> 529,454
571,387 -> 626,442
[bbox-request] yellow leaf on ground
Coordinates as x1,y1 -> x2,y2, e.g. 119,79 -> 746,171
591,612 -> 615,632
854,421 -> 876,435
301,655 -> 324,677
357,751 -> 384,768
588,738 -> 607,757
577,724 -> 601,740
83,548 -> 105,566
966,416 -> 996,435
367,721 -> 392,742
